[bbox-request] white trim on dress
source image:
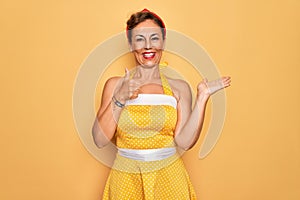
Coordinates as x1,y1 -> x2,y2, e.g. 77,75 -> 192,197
125,94 -> 177,109
117,147 -> 176,161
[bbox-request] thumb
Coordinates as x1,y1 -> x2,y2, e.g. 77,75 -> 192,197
124,68 -> 130,81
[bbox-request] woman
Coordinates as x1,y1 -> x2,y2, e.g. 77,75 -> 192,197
92,9 -> 231,199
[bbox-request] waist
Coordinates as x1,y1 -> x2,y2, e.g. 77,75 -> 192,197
117,147 -> 176,162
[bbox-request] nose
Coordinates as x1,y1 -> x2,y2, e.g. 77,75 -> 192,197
144,39 -> 151,49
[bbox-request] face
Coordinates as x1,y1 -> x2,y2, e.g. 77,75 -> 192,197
130,19 -> 165,68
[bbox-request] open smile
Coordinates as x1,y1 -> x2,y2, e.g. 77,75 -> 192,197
142,52 -> 156,59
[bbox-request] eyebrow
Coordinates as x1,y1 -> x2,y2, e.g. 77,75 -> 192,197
135,33 -> 159,38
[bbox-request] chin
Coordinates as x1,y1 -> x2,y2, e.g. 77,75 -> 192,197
137,60 -> 159,68
137,55 -> 162,68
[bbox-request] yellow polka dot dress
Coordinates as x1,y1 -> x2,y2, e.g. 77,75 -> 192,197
103,72 -> 197,200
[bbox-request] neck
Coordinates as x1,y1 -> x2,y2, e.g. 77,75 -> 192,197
134,65 -> 161,80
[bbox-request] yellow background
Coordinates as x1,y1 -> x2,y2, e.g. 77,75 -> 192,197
1,0 -> 299,199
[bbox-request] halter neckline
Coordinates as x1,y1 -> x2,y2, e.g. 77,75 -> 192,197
129,66 -> 174,96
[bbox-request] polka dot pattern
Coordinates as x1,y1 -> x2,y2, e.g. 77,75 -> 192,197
117,105 -> 177,149
102,73 -> 197,199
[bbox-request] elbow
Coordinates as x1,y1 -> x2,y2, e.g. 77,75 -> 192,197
92,130 -> 109,149
175,138 -> 196,151
92,124 -> 110,149
93,140 -> 106,149
175,140 -> 193,151
179,145 -> 193,151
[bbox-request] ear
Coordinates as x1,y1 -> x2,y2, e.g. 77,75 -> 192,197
161,38 -> 166,50
128,42 -> 133,52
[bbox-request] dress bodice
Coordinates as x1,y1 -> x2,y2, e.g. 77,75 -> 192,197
116,72 -> 177,149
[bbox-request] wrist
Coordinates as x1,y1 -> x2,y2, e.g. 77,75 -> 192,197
196,92 -> 210,105
113,94 -> 126,103
112,96 -> 125,108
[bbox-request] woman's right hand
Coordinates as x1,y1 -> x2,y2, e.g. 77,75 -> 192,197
114,68 -> 141,102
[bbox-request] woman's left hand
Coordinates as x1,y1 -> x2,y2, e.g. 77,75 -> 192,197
197,76 -> 231,99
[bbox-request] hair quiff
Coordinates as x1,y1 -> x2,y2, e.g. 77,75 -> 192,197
126,8 -> 166,43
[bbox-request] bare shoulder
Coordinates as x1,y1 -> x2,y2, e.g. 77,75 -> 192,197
103,76 -> 122,90
166,77 -> 191,91
165,76 -> 192,100
168,78 -> 190,88
101,76 -> 124,99
105,76 -> 122,85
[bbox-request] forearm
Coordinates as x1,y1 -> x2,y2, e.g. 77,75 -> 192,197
175,94 -> 209,150
92,102 -> 122,148
174,76 -> 231,150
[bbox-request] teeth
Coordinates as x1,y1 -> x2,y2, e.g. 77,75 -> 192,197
143,53 -> 155,58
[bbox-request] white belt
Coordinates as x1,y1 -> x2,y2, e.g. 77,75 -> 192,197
117,147 -> 176,162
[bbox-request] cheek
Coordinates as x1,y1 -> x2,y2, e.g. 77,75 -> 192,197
133,50 -> 143,59
156,51 -> 163,58
151,41 -> 164,50
132,42 -> 145,51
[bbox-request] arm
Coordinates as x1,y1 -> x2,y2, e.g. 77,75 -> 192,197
92,77 -> 122,148
174,77 -> 231,150
92,69 -> 140,148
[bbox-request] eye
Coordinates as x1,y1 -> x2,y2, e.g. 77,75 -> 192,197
151,37 -> 160,41
135,37 -> 144,42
